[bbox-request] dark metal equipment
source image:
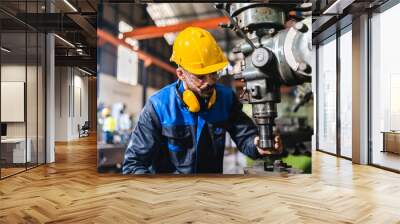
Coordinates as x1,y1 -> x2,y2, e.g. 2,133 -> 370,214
78,121 -> 90,138
217,3 -> 312,151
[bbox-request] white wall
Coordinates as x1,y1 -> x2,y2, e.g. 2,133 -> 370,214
71,73 -> 89,138
1,65 -> 26,137
55,67 -> 89,141
1,65 -> 40,138
1,64 -> 46,164
55,67 -> 68,141
98,73 -> 157,116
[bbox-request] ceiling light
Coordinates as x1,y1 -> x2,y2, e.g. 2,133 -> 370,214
63,0 -> 78,12
119,21 -> 133,33
1,47 -> 11,53
54,34 -> 75,48
146,3 -> 180,45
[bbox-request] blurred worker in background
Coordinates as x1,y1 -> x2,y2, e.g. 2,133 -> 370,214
118,104 -> 133,145
123,27 -> 281,174
102,107 -> 117,144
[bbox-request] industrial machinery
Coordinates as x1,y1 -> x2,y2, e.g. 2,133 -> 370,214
216,3 -> 313,172
292,84 -> 313,113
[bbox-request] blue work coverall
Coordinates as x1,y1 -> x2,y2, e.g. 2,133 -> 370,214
123,81 -> 262,174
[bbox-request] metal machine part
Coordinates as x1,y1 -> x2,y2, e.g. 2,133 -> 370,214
217,3 -> 312,151
292,84 -> 313,113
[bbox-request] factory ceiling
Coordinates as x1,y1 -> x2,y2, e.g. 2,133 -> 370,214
0,0 -> 394,72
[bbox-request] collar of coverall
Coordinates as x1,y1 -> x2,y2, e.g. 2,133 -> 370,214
178,80 -> 185,93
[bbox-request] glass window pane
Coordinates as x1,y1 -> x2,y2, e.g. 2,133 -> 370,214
371,3 -> 400,171
27,31 -> 38,169
26,0 -> 40,169
1,28 -> 27,177
38,32 -> 45,165
0,0 -> 46,179
340,29 -> 352,158
317,36 -> 337,154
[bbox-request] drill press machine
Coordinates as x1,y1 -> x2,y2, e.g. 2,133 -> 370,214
217,3 -> 313,172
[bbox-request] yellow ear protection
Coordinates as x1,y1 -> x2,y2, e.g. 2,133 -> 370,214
176,82 -> 216,113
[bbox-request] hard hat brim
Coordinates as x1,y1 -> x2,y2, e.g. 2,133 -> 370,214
183,60 -> 228,75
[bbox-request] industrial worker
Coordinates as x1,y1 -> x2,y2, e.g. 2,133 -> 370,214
123,27 -> 281,174
118,104 -> 133,145
102,107 -> 117,144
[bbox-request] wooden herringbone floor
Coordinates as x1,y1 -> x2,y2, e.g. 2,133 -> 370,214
1,135 -> 400,224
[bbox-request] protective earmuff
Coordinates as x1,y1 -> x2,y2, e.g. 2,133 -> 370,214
176,82 -> 216,113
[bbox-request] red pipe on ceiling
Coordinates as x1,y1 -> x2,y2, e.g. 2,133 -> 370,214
97,29 -> 176,74
123,16 -> 229,40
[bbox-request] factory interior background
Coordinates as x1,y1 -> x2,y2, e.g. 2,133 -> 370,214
0,0 -> 399,222
96,3 -> 313,174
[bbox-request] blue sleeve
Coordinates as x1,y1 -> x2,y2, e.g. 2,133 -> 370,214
122,101 -> 161,174
226,92 -> 262,160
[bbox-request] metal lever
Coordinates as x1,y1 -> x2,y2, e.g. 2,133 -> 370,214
216,3 -> 257,52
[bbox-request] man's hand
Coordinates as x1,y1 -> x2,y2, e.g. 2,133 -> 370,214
254,135 -> 283,156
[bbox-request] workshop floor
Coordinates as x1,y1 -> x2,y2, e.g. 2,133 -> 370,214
0,134 -> 400,223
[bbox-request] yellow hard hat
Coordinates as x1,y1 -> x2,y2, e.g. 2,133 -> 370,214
102,107 -> 111,117
170,27 -> 228,75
